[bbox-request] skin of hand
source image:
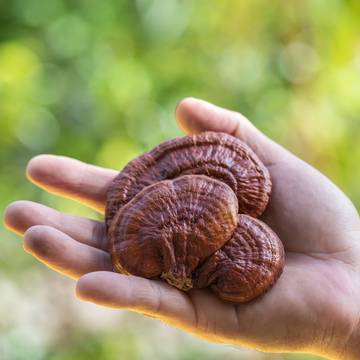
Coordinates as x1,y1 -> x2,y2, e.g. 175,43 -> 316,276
3,98 -> 360,360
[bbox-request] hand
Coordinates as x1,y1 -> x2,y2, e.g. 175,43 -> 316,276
4,98 -> 360,359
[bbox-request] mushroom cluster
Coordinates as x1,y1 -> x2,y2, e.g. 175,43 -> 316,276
106,132 -> 284,303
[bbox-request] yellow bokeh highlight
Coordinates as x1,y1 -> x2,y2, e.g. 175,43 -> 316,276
0,42 -> 39,86
96,137 -> 142,171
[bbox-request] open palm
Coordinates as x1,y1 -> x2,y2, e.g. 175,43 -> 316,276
4,98 -> 360,359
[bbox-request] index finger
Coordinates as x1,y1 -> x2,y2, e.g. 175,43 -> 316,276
27,155 -> 118,213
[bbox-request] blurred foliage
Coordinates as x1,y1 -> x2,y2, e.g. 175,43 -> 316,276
0,0 -> 359,359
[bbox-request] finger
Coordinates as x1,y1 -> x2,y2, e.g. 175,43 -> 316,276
76,272 -> 241,344
26,155 -> 118,213
24,226 -> 112,279
176,97 -> 292,165
76,272 -> 198,330
4,201 -> 107,250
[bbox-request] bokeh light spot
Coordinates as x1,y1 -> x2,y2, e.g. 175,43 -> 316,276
136,0 -> 190,42
96,137 -> 141,170
46,14 -> 90,58
0,42 -> 39,85
278,42 -> 321,84
15,108 -> 60,150
15,0 -> 65,26
107,60 -> 152,107
217,45 -> 266,92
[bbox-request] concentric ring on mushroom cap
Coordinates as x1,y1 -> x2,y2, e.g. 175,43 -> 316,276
106,131 -> 271,228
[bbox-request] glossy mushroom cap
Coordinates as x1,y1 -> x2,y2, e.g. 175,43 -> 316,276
109,175 -> 238,290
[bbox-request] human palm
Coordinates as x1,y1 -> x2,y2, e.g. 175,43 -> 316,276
4,98 -> 360,359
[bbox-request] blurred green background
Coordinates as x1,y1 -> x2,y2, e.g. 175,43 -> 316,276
1,0 -> 359,359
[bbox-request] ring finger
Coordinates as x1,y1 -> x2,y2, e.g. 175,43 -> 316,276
24,225 -> 113,279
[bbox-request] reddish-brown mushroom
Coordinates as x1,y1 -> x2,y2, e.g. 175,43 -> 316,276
106,131 -> 284,303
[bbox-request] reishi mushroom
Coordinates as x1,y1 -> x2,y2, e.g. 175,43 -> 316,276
106,131 -> 284,303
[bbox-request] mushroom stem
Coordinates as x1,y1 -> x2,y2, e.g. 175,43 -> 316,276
161,271 -> 193,291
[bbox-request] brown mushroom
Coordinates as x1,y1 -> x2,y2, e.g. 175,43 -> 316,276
106,131 -> 284,303
194,215 -> 284,303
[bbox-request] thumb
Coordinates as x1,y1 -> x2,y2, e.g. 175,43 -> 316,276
175,97 -> 291,165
